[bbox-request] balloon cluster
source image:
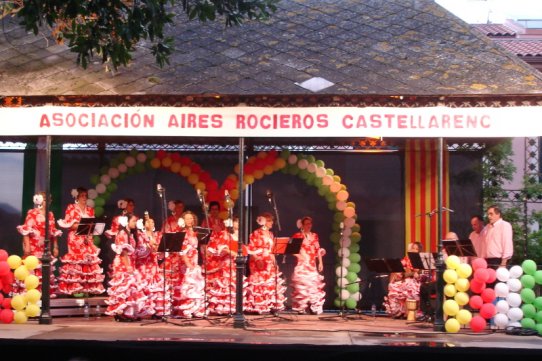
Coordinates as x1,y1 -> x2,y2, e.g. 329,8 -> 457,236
442,255 -> 473,332
89,148 -> 361,310
0,250 -> 42,324
508,259 -> 542,335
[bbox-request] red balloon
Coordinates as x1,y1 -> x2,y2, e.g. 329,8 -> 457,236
0,309 -> 13,324
469,295 -> 484,310
470,315 -> 487,332
0,261 -> 9,276
1,297 -> 10,309
480,302 -> 496,319
471,258 -> 488,271
481,288 -> 496,303
470,279 -> 486,294
155,149 -> 167,159
0,293 -> 3,306
0,249 -> 8,262
486,268 -> 497,284
474,268 -> 489,283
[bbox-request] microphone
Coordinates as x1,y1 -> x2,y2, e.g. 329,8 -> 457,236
156,184 -> 164,197
266,189 -> 273,203
225,189 -> 231,201
339,222 -> 344,236
197,189 -> 204,204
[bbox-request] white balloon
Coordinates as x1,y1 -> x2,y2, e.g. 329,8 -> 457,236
506,292 -> 522,308
125,156 -> 136,167
509,265 -> 524,279
339,237 -> 351,248
87,189 -> 98,200
95,183 -> 106,194
316,167 -> 326,178
322,175 -> 333,186
338,277 -> 349,287
287,154 -> 298,165
507,278 -> 522,293
343,218 -> 355,228
496,267 -> 510,282
118,164 -> 128,173
307,162 -> 317,173
338,247 -> 350,258
352,292 -> 362,301
335,266 -> 348,278
86,199 -> 95,208
108,167 -> 120,179
494,282 -> 510,298
507,307 -> 524,322
336,201 -> 347,211
297,159 -> 309,170
340,289 -> 350,300
342,228 -> 352,237
494,313 -> 509,328
136,153 -> 147,163
341,258 -> 351,268
495,299 -> 510,314
100,174 -> 111,185
508,321 -> 521,328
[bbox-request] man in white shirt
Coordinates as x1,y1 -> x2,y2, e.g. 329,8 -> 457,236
481,205 -> 514,269
468,215 -> 485,258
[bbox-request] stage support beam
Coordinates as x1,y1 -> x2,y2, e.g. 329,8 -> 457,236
39,136 -> 53,325
433,137 -> 445,332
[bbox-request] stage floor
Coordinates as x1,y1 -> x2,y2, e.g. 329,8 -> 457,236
1,312 -> 541,360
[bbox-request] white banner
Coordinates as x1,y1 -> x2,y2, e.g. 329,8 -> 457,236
0,105 -> 541,137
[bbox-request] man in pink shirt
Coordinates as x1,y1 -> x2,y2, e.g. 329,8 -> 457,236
482,205 -> 514,269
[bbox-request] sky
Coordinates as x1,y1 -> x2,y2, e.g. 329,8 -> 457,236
436,0 -> 542,23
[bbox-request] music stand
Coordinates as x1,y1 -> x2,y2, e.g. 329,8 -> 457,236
141,231 -> 189,327
442,239 -> 477,258
75,217 -> 106,237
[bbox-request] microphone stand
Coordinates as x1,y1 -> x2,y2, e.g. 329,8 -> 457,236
195,190 -> 213,324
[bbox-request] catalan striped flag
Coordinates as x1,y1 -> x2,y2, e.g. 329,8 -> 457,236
404,139 -> 450,252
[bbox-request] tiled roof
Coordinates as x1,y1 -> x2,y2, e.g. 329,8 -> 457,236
471,24 -> 516,37
1,0 -> 542,96
495,40 -> 542,57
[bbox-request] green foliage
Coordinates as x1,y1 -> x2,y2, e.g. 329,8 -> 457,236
482,139 -> 516,209
15,0 -> 279,69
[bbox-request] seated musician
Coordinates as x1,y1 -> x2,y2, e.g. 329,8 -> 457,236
383,242 -> 423,319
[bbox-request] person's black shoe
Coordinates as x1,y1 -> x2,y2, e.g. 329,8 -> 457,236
416,314 -> 430,322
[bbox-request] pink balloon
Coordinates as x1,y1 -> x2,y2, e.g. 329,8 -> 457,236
469,295 -> 484,310
470,315 -> 487,332
486,268 -> 497,284
481,288 -> 496,303
471,258 -> 488,271
480,302 -> 496,319
474,268 -> 489,283
470,279 -> 486,294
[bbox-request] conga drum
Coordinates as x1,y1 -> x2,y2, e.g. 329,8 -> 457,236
406,299 -> 418,321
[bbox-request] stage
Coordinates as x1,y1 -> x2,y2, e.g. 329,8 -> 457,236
1,311 -> 541,361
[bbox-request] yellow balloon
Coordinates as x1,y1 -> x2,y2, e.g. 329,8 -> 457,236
445,255 -> 461,270
25,304 -> 40,318
263,165 -> 274,175
243,174 -> 254,185
23,255 -> 39,271
14,265 -> 29,281
445,318 -> 461,333
454,291 -> 469,306
7,255 -> 22,269
161,157 -> 172,168
455,278 -> 470,292
253,170 -> 264,180
456,263 -> 473,279
11,295 -> 26,311
180,165 -> 191,177
187,173 -> 199,185
195,181 -> 206,191
150,158 -> 161,169
26,289 -> 42,303
443,299 -> 459,316
273,157 -> 286,170
456,309 -> 472,325
24,274 -> 40,290
443,269 -> 458,284
444,284 -> 457,298
13,310 -> 28,324
170,162 -> 181,173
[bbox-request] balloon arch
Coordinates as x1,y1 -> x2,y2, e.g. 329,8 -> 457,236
86,149 -> 362,309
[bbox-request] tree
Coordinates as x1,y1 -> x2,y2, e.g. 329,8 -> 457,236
3,0 -> 278,69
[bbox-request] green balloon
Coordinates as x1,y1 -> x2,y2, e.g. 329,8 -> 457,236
351,224 -> 361,233
348,263 -> 361,273
333,175 -> 341,183
327,202 -> 336,211
334,212 -> 345,222
298,169 -> 309,179
522,259 -> 537,276
135,163 -> 146,173
316,160 -> 325,167
521,317 -> 537,330
333,243 -> 340,252
533,297 -> 542,311
522,304 -> 537,319
536,323 -> 542,336
346,271 -> 358,282
521,274 -> 536,289
349,252 -> 361,263
129,149 -> 138,156
313,177 -> 323,187
94,206 -> 104,217
346,201 -> 356,209
332,222 -> 341,232
107,183 -> 118,193
288,166 -> 299,175
145,150 -> 155,159
317,186 -> 327,196
350,232 -> 361,243
280,149 -> 290,159
118,173 -> 127,181
521,288 -> 536,304
94,197 -> 105,207
334,298 -> 345,308
90,175 -> 100,185
325,192 -> 336,203
347,283 -> 359,293
536,311 -> 542,324
110,158 -> 121,167
326,168 -> 334,176
330,232 -> 341,243
534,270 -> 542,285
345,298 -> 357,309
349,244 -> 360,253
